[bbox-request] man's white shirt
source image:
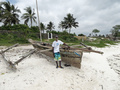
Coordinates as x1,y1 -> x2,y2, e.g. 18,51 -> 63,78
52,40 -> 63,53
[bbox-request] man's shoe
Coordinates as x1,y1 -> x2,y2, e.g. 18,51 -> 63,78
56,66 -> 58,68
59,66 -> 64,69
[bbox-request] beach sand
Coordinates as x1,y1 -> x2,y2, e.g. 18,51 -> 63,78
0,44 -> 120,90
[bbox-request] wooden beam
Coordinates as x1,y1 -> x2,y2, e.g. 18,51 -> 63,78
0,43 -> 19,54
1,53 -> 16,71
70,48 -> 103,54
14,49 -> 36,65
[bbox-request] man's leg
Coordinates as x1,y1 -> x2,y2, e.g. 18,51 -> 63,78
59,61 -> 63,68
54,53 -> 58,68
56,61 -> 58,68
58,52 -> 63,68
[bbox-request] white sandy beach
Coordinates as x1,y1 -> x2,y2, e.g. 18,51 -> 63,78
0,44 -> 120,90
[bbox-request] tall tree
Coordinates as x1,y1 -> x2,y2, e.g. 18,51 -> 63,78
40,22 -> 46,34
92,29 -> 100,36
111,25 -> 120,37
21,6 -> 36,27
63,13 -> 79,33
47,21 -> 55,32
0,1 -> 21,26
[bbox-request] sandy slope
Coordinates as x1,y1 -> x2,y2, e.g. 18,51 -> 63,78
0,44 -> 120,90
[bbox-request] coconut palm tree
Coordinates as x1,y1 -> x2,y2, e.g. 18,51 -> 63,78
40,22 -> 46,34
58,21 -> 66,31
21,6 -> 36,27
63,13 -> 79,33
47,21 -> 55,32
0,1 -> 21,26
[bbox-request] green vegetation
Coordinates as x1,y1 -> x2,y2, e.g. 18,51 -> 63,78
83,38 -> 117,48
0,1 -> 119,47
0,1 -> 21,26
59,13 -> 79,33
111,25 -> 120,37
1,73 -> 5,75
46,37 -> 119,48
0,26 -> 119,47
21,6 -> 37,26
0,24 -> 39,46
45,31 -> 119,48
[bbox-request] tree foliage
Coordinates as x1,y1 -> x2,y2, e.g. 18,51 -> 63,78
40,22 -> 46,33
21,6 -> 36,27
92,29 -> 100,34
78,34 -> 85,36
0,1 -> 21,26
111,25 -> 120,37
58,21 -> 65,31
47,21 -> 55,32
60,13 -> 79,33
92,29 -> 100,36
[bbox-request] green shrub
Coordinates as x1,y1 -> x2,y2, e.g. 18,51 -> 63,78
30,26 -> 39,33
78,34 -> 85,36
60,35 -> 78,43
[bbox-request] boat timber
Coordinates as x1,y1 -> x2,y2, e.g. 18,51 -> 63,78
28,39 -> 83,68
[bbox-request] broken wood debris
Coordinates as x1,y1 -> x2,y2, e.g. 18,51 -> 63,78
0,43 -> 19,71
14,49 -> 36,65
0,43 -> 19,54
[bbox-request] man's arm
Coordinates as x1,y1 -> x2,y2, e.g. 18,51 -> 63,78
63,43 -> 70,49
52,47 -> 55,57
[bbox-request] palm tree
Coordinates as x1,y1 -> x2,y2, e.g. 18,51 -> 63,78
0,1 -> 21,26
63,13 -> 79,33
58,21 -> 66,31
21,6 -> 36,27
47,21 -> 55,32
40,22 -> 46,34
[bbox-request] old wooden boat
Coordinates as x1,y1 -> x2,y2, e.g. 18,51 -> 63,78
28,39 -> 103,69
28,39 -> 83,68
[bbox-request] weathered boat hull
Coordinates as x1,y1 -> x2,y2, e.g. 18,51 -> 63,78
28,39 -> 83,68
32,43 -> 83,68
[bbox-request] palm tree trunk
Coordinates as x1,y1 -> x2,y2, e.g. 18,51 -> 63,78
69,28 -> 71,33
62,27 -> 63,32
30,18 -> 32,27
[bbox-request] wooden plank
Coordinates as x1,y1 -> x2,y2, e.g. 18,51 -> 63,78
1,53 -> 17,71
0,43 -> 19,54
70,48 -> 103,54
14,49 -> 36,65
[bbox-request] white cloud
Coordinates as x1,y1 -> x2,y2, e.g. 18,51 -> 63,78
0,0 -> 120,35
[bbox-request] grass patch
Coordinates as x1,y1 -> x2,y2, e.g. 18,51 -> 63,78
83,38 -> 118,48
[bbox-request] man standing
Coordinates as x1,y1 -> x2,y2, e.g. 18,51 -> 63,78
52,36 -> 68,68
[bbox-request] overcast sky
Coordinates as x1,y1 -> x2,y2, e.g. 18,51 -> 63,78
0,0 -> 120,35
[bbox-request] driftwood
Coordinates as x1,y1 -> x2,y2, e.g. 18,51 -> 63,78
0,43 -> 36,70
69,48 -> 103,54
14,49 -> 36,65
0,43 -> 19,54
1,53 -> 16,71
80,42 -> 92,50
14,48 -> 52,65
0,43 -> 19,71
80,42 -> 103,54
